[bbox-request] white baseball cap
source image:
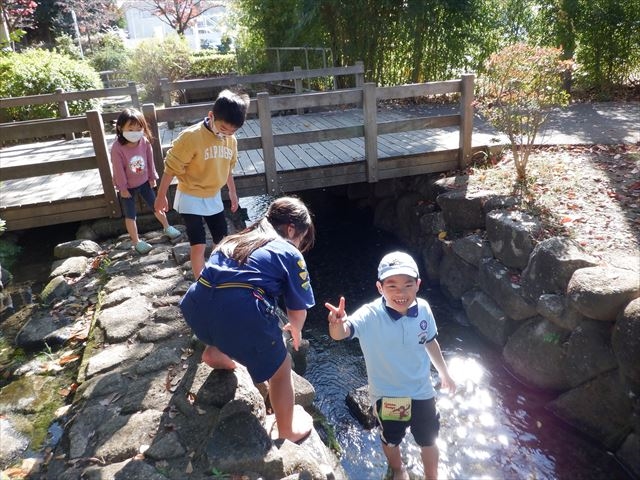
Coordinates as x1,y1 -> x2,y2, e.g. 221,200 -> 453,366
377,251 -> 419,280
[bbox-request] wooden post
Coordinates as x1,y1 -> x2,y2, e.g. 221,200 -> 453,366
56,87 -> 74,141
293,66 -> 304,115
355,61 -> 365,88
257,92 -> 278,195
459,74 -> 474,169
86,110 -> 121,218
143,103 -> 164,178
363,82 -> 378,183
354,61 -> 365,107
129,81 -> 140,109
160,78 -> 175,129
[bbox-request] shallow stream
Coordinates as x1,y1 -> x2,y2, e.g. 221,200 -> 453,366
294,189 -> 632,480
2,189 -> 634,479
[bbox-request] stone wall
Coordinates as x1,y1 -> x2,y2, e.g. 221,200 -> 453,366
345,174 -> 640,478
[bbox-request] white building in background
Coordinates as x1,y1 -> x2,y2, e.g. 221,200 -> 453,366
119,1 -> 232,51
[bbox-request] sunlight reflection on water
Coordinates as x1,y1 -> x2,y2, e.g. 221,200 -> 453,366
242,191 -> 632,480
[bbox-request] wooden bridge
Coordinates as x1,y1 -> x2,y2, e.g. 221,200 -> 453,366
0,66 -> 501,232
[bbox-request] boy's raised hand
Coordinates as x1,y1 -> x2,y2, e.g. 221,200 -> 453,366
325,296 -> 346,324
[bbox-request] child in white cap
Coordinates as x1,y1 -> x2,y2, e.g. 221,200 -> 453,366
325,251 -> 456,480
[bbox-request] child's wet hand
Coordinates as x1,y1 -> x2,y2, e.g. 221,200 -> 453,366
325,296 -> 346,324
441,374 -> 457,395
283,323 -> 301,351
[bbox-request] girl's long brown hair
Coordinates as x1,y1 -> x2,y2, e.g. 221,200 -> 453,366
216,196 -> 315,264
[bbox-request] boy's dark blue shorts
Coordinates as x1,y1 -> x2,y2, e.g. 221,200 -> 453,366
179,280 -> 286,383
374,397 -> 440,447
120,182 -> 156,220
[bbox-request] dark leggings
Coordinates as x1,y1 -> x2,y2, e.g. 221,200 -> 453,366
181,212 -> 227,245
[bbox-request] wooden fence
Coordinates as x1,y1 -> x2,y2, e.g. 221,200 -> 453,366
0,82 -> 140,143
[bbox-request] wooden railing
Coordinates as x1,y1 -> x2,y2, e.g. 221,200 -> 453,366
0,82 -> 140,143
0,73 -> 475,231
160,62 -> 365,125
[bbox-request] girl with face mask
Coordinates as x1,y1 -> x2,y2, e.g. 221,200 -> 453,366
111,108 -> 182,254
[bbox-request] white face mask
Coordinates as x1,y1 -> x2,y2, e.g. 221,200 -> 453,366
211,122 -> 230,139
123,131 -> 144,143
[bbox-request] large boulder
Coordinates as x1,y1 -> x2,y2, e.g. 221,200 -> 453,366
478,259 -> 537,321
563,320 -> 618,387
486,209 -> 541,269
535,294 -> 584,330
345,385 -> 377,429
461,288 -> 515,347
611,298 -> 640,386
546,370 -> 633,451
436,189 -> 494,232
503,317 -> 571,390
521,237 -> 598,302
39,275 -> 72,305
207,411 -> 285,478
96,296 -> 153,342
438,249 -> 478,303
50,256 -> 89,278
420,236 -> 444,285
567,266 -> 640,321
617,433 -> 640,479
451,233 -> 493,267
394,191 -> 431,248
53,239 -> 102,259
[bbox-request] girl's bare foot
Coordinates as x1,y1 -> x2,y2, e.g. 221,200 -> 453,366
272,405 -> 313,443
393,466 -> 410,480
201,346 -> 237,370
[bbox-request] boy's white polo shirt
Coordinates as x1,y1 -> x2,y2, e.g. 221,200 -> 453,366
346,297 -> 438,403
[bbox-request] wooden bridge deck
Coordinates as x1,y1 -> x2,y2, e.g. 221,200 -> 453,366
0,104 -> 503,211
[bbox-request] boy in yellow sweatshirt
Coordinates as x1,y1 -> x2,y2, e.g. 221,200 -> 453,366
155,89 -> 250,278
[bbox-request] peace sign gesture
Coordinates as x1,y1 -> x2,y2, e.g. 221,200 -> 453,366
325,296 -> 350,340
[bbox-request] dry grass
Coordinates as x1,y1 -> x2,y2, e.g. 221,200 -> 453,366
464,144 -> 640,267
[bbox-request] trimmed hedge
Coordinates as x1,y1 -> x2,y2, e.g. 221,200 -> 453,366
0,49 -> 103,121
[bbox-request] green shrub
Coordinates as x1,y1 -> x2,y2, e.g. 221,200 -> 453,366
87,31 -> 131,74
187,52 -> 237,78
127,35 -> 191,102
54,33 -> 83,59
0,49 -> 103,121
477,43 -> 572,184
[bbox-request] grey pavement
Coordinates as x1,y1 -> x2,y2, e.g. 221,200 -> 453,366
476,101 -> 640,146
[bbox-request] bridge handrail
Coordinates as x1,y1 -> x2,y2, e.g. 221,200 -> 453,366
0,74 -> 474,231
0,82 -> 140,143
159,62 -> 365,127
160,62 -> 365,101
144,75 -> 474,193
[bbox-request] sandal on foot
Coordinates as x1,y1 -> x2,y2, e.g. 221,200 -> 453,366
135,240 -> 152,254
164,225 -> 181,239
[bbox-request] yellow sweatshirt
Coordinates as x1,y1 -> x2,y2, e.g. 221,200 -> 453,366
164,121 -> 237,198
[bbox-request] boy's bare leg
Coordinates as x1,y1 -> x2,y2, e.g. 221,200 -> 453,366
421,445 -> 439,480
190,243 -> 206,279
269,355 -> 312,442
202,345 -> 236,370
154,210 -> 170,229
382,443 -> 409,480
